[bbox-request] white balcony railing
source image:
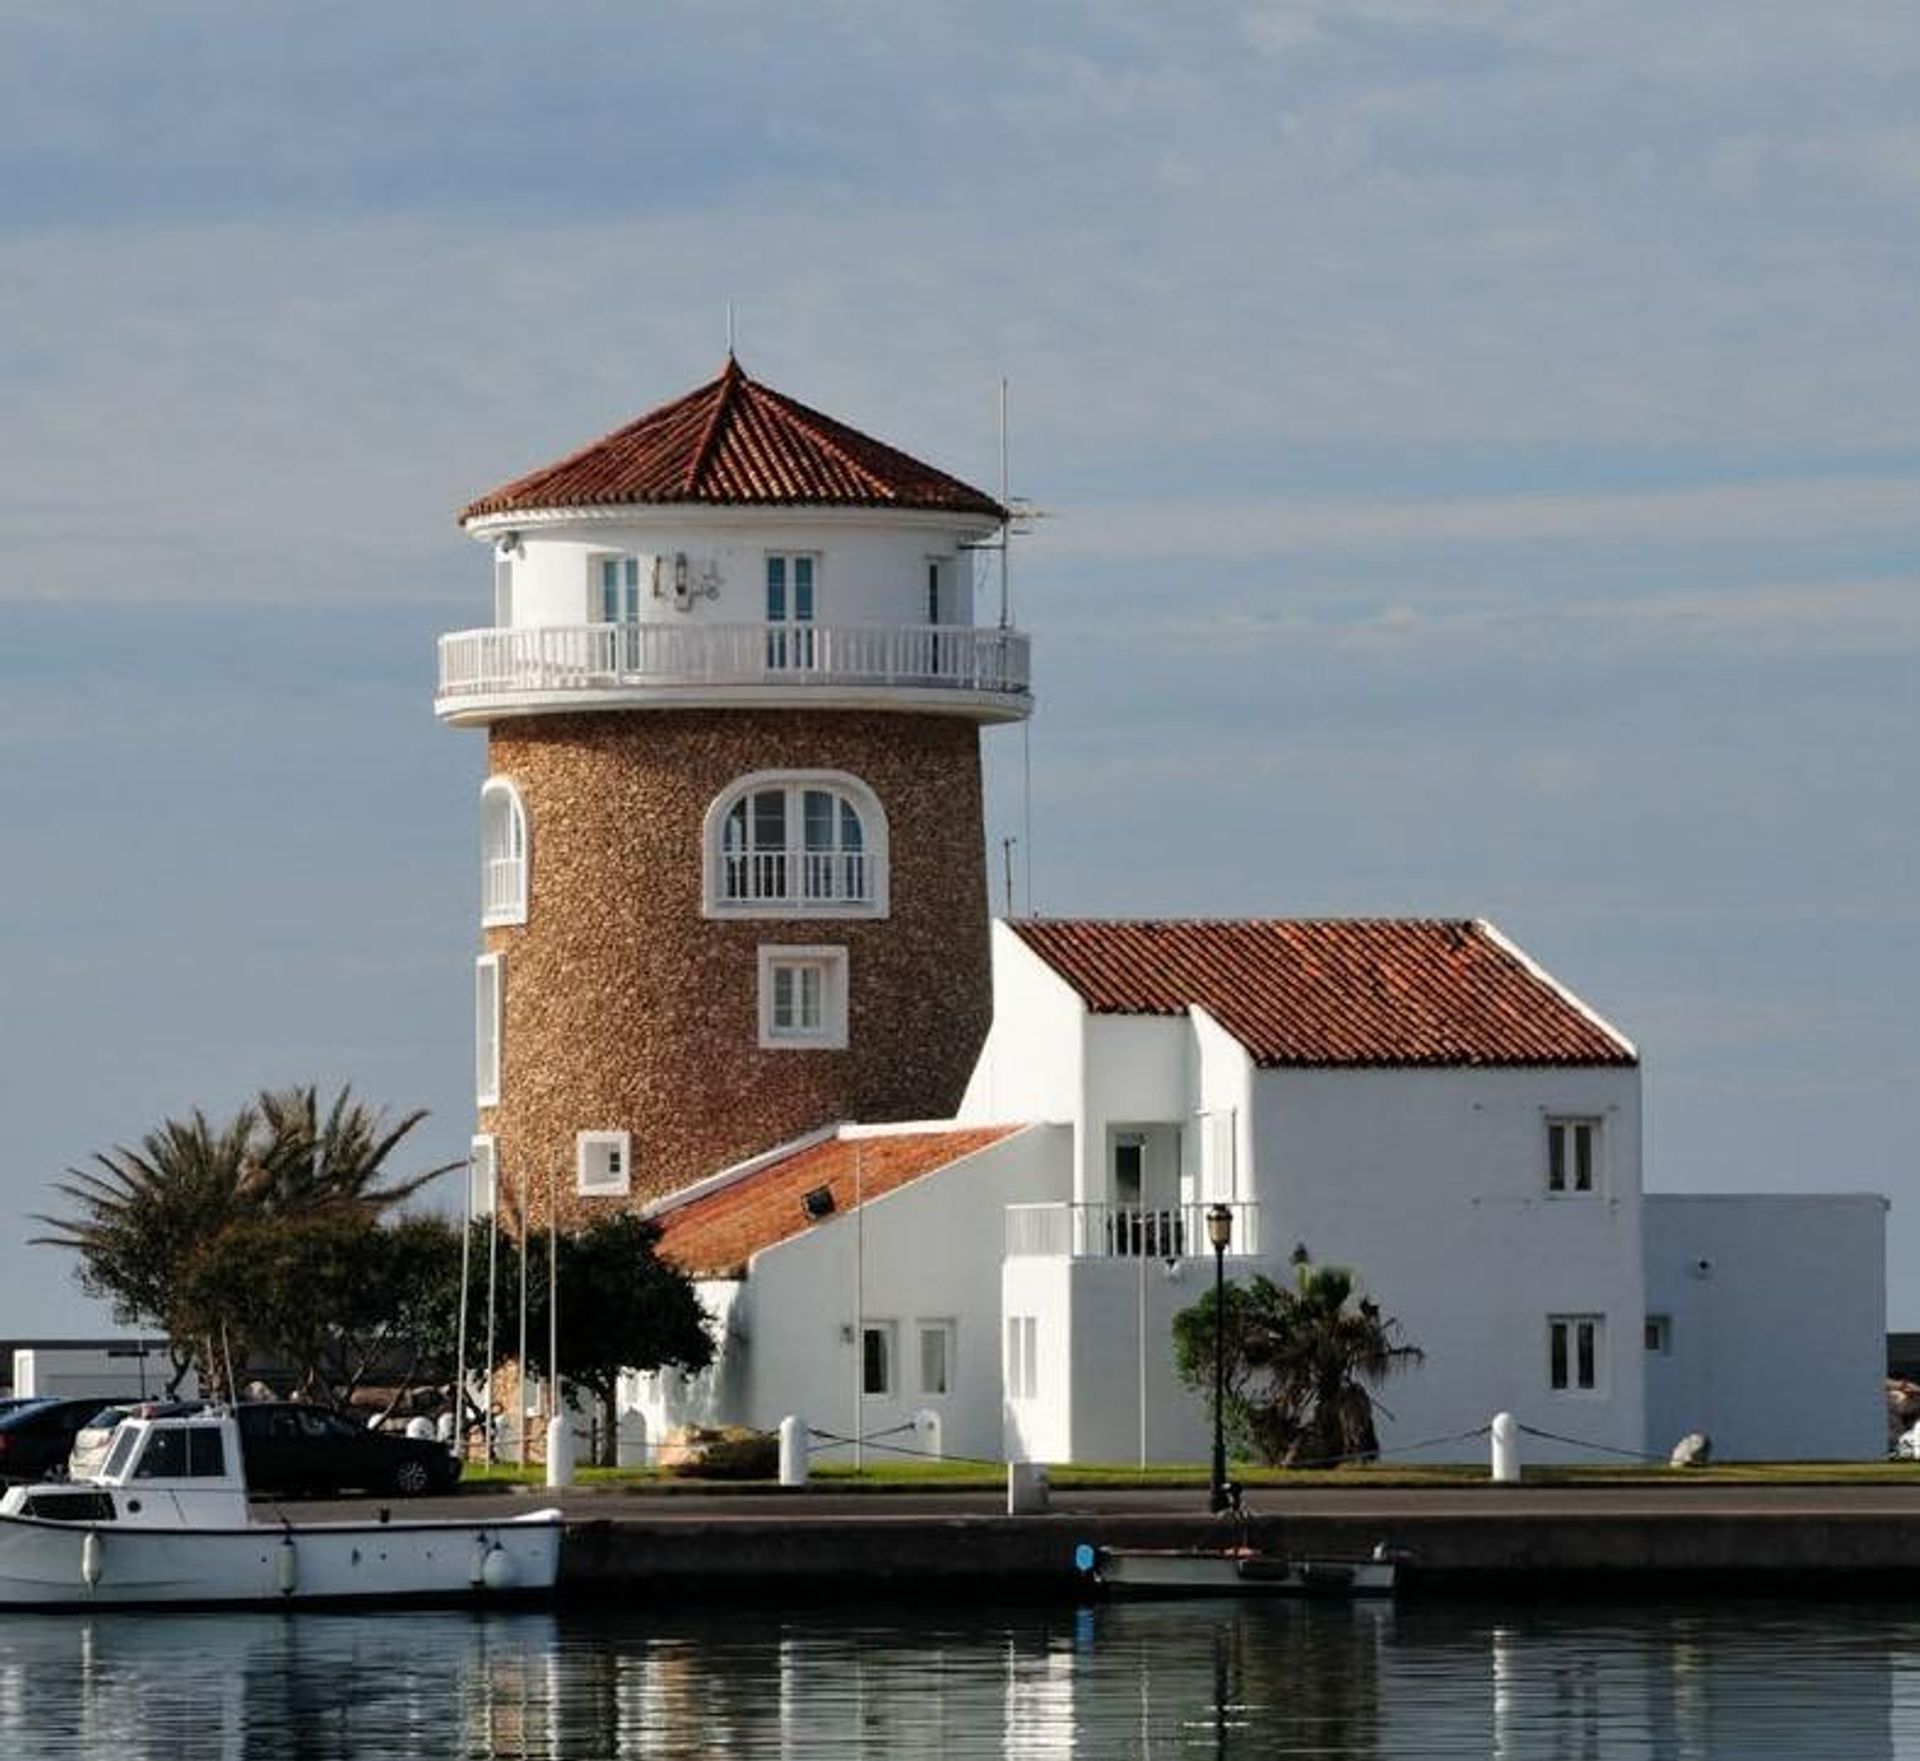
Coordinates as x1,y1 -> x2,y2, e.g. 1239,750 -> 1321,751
722,850 -> 871,908
1004,1201 -> 1260,1261
436,621 -> 1031,710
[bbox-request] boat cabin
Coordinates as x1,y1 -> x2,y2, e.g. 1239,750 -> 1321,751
0,1410 -> 251,1530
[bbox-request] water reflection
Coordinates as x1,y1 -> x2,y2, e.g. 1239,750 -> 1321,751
0,1596 -> 1910,1758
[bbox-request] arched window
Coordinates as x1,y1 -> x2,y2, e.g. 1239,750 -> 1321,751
703,772 -> 888,918
480,778 -> 528,927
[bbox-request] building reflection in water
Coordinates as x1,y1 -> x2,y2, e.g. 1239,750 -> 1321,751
0,1596 -> 1908,1757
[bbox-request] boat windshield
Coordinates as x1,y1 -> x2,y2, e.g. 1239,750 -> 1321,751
101,1426 -> 140,1480
132,1425 -> 229,1479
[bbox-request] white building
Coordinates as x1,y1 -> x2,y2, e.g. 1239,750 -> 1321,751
635,916 -> 1883,1465
442,361 -> 1885,1467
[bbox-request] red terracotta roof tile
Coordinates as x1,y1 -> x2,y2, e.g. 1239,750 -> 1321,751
461,358 -> 1007,523
1010,919 -> 1635,1069
654,1126 -> 1023,1279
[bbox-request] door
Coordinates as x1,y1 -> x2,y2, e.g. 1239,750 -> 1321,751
766,554 -> 816,669
599,555 -> 642,671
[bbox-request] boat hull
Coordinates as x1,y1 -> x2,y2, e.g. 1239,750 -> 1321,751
1091,1546 -> 1396,1599
0,1511 -> 563,1610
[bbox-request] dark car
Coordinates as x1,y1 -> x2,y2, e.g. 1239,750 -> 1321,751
0,1396 -> 141,1484
232,1401 -> 460,1498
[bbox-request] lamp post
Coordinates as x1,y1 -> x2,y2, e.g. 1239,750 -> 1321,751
1206,1202 -> 1233,1513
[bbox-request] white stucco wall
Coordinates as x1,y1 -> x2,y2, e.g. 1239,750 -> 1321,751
958,924 -> 1085,1128
659,1126 -> 1070,1465
1643,1193 -> 1887,1461
1081,1016 -> 1190,1205
1250,1063 -> 1646,1462
485,510 -> 986,631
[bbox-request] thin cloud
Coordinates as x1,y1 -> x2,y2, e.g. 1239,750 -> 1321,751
1037,475 -> 1920,561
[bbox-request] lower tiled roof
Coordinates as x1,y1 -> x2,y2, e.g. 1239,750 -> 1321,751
654,1126 -> 1022,1279
1011,918 -> 1635,1069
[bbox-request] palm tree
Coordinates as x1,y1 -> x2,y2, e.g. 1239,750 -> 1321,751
254,1084 -> 456,1215
1244,1251 -> 1423,1466
1174,1248 -> 1423,1469
35,1085 -> 458,1393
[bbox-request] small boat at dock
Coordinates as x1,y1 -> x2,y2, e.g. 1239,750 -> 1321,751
0,1406 -> 561,1610
1077,1540 -> 1399,1598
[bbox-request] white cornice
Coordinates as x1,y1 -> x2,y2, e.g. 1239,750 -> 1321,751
463,504 -> 1002,543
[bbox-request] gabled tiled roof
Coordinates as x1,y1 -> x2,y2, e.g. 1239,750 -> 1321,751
1010,918 -> 1636,1069
461,357 -> 1007,523
653,1126 -> 1023,1279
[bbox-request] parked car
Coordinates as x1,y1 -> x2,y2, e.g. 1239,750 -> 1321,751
232,1401 -> 460,1497
67,1400 -> 206,1482
0,1396 -> 141,1484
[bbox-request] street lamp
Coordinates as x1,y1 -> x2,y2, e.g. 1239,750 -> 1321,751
1206,1202 -> 1234,1513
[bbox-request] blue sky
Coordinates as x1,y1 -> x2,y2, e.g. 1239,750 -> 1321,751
3,2 -> 1917,1333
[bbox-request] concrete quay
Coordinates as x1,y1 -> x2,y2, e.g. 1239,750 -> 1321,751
529,1484 -> 1920,1600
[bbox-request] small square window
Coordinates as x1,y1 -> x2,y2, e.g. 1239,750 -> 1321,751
576,1131 -> 631,1197
1547,1118 -> 1600,1195
861,1321 -> 896,1398
1645,1315 -> 1672,1355
1548,1314 -> 1605,1393
757,945 -> 849,1049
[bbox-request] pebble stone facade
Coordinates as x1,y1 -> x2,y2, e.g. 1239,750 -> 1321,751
480,708 -> 994,1231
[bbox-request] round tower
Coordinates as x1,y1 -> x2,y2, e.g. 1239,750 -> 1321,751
436,359 -> 1029,1227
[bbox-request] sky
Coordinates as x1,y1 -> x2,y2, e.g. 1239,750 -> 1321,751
2,2 -> 1917,1335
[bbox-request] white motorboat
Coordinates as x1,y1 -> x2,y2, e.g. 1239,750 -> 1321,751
1077,1540 -> 1399,1598
0,1406 -> 562,1609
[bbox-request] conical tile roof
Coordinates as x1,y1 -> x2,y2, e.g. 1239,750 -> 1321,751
462,357 -> 1006,523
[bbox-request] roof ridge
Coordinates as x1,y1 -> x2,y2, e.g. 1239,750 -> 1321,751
682,356 -> 746,495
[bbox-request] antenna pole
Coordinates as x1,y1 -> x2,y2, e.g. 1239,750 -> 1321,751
998,377 -> 1011,630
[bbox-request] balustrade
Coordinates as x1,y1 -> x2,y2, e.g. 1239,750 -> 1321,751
437,621 -> 1031,705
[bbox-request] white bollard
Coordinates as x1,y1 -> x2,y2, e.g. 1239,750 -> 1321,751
616,1407 -> 649,1469
545,1413 -> 576,1488
1490,1411 -> 1520,1484
779,1414 -> 808,1486
911,1408 -> 943,1461
1007,1460 -> 1050,1515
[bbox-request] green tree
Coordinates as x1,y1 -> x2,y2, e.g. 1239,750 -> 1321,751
35,1086 -> 459,1392
1174,1250 -> 1423,1468
178,1211 -> 464,1406
486,1214 -> 714,1465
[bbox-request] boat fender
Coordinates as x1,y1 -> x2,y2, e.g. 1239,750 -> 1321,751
469,1534 -> 493,1588
481,1545 -> 516,1592
276,1536 -> 298,1597
1072,1543 -> 1098,1575
81,1529 -> 104,1590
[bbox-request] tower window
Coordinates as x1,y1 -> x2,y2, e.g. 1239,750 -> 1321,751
576,1131 -> 632,1197
469,1135 -> 498,1217
476,954 -> 502,1107
480,778 -> 529,927
757,945 -> 849,1049
704,771 -> 889,918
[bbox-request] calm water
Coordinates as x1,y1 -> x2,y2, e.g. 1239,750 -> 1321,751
2,1595 -> 1917,1757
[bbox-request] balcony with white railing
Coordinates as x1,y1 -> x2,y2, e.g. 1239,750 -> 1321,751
1004,1201 -> 1260,1261
435,621 -> 1033,726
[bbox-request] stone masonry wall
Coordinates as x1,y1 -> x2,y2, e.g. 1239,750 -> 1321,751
480,709 -> 993,1230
